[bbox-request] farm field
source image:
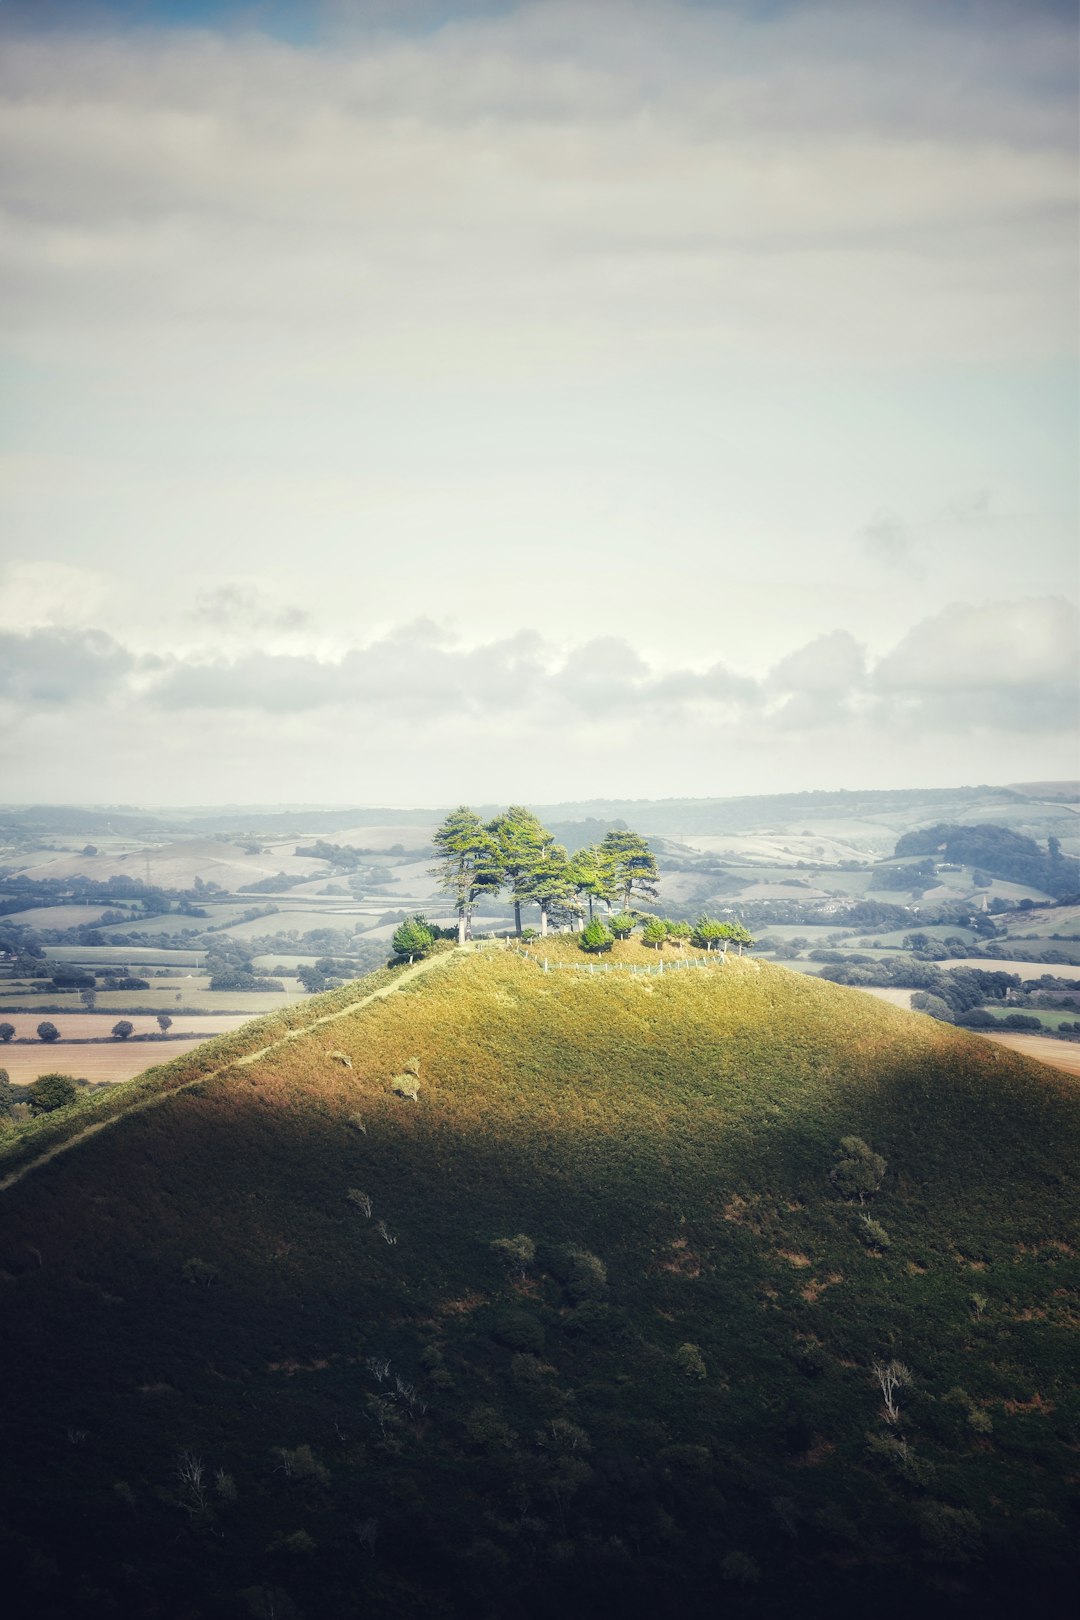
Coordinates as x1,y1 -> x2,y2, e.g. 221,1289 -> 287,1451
1,903 -> 126,928
0,1014 -> 257,1083
102,909 -> 250,937
220,907 -> 374,939
2,1037 -> 225,1084
0,987 -> 306,1014
0,1012 -> 253,1042
45,945 -> 205,966
858,986 -> 915,1009
938,956 -> 1080,979
979,1032 -> 1080,1076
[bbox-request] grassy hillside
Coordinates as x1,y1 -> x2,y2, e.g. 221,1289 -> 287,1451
0,948 -> 1077,1620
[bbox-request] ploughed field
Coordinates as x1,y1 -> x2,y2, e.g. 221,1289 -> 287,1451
0,946 -> 1077,1620
0,1014 -> 255,1083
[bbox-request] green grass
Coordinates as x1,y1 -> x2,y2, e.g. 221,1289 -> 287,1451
0,946 -> 1076,1620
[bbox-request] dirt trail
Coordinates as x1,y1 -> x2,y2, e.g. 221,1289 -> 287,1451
0,951 -> 450,1196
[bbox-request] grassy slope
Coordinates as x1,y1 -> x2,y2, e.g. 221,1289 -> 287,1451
0,949 -> 1077,1620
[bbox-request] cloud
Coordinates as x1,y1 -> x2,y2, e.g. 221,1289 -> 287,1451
0,0 -> 1074,378
0,600 -> 1074,797
874,597 -> 1078,693
1,598 -> 1032,745
860,516 -> 911,569
192,584 -> 310,632
0,560 -> 113,629
0,626 -> 135,706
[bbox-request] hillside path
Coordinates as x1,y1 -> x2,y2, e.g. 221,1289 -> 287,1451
0,949 -> 454,1196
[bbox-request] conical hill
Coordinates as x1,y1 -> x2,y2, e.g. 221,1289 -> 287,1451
1,945 -> 1077,1619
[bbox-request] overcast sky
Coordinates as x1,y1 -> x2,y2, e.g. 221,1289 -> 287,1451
1,0 -> 1077,805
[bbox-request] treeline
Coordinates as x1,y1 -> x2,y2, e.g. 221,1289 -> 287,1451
430,806 -> 662,942
894,823 -> 1080,899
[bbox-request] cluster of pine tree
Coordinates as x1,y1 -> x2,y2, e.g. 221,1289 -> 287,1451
430,805 -> 660,943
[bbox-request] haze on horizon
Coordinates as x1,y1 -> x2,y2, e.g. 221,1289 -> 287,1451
0,0 -> 1077,806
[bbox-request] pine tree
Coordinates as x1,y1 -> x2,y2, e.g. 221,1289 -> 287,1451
487,806 -> 555,935
600,828 -> 659,912
570,843 -> 617,924
431,808 -> 503,945
517,845 -> 578,937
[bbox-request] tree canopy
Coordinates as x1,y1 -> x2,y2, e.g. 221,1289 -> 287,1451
431,807 -> 666,940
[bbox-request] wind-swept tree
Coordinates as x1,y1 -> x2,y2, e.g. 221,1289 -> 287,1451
487,806 -> 555,935
600,828 -> 659,913
517,844 -> 578,937
431,808 -> 502,945
570,843 -> 617,924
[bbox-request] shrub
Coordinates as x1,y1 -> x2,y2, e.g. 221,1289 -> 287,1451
391,1073 -> 420,1100
492,1309 -> 545,1353
918,1502 -> 982,1565
579,920 -> 614,954
0,1023 -> 14,1043
956,1008 -> 996,1028
830,1136 -> 886,1201
491,1233 -> 536,1274
0,1068 -> 11,1117
551,1244 -> 608,1301
721,1551 -> 760,1587
674,1342 -> 707,1380
391,916 -> 435,961
608,913 -> 635,939
911,992 -> 955,1023
111,1020 -> 135,1041
182,1257 -> 219,1287
691,916 -> 728,951
28,1073 -> 78,1114
666,920 -> 691,946
641,920 -> 667,950
857,1215 -> 891,1250
36,1021 -> 60,1043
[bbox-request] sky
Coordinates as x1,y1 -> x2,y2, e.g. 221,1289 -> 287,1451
0,0 -> 1077,805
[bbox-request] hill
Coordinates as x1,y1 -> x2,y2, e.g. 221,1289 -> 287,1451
0,946 -> 1077,1619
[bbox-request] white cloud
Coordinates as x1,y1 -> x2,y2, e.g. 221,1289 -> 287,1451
874,597 -> 1079,692
0,3 -> 1074,375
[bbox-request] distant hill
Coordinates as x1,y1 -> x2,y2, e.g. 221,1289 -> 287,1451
894,823 -> 1080,899
0,944 -> 1076,1619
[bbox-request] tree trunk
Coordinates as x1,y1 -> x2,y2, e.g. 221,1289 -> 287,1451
514,899 -> 522,935
540,903 -> 548,937
457,910 -> 466,946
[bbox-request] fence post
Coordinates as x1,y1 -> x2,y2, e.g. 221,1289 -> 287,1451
543,958 -> 548,973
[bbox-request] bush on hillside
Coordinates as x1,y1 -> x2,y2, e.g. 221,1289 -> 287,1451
28,1073 -> 78,1114
0,1068 -> 12,1116
392,915 -> 436,961
550,1244 -> 608,1302
830,1136 -> 886,1201
579,920 -> 614,954
642,920 -> 668,950
608,913 -> 635,939
691,915 -> 728,950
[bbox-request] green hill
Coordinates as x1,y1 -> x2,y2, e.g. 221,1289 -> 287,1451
0,945 -> 1077,1620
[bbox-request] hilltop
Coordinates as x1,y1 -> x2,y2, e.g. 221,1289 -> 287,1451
0,946 -> 1077,1619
